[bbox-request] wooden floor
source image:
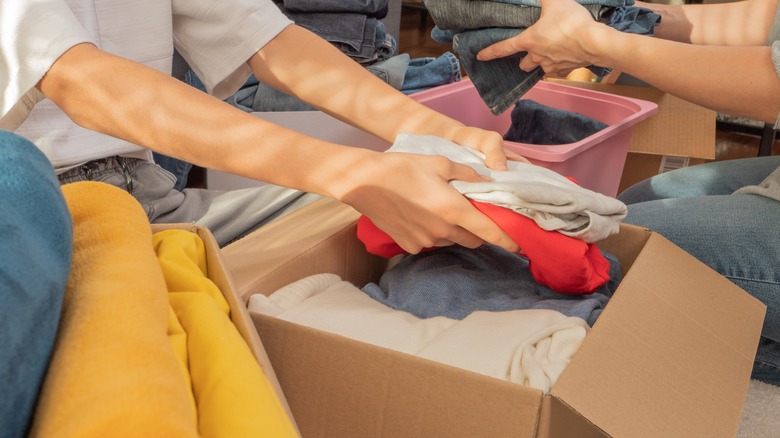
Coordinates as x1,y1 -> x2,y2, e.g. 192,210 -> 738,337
396,5 -> 780,162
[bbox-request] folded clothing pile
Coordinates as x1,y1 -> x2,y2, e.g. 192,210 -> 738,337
29,182 -> 296,438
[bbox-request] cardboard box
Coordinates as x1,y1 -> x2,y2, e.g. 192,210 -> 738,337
545,77 -> 717,194
221,198 -> 765,438
150,223 -> 300,436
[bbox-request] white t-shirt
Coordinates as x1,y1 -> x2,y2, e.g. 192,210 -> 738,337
1,0 -> 292,172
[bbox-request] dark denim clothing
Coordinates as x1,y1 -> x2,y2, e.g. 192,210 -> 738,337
279,9 -> 394,64
503,99 -> 608,144
426,0 -> 607,30
0,131 -> 73,438
277,0 -> 389,18
361,243 -> 621,327
474,0 -> 633,6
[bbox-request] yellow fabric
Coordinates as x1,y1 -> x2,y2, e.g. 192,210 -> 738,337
30,182 -> 198,438
168,304 -> 198,423
154,230 -> 298,438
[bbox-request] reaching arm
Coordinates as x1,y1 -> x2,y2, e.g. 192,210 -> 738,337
477,0 -> 780,124
37,39 -> 520,255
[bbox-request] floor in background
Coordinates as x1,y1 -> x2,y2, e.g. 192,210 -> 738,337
397,4 -> 780,437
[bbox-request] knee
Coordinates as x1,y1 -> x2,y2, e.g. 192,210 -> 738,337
0,130 -> 55,186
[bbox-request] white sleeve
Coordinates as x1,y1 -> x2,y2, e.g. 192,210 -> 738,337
172,0 -> 294,100
0,0 -> 94,130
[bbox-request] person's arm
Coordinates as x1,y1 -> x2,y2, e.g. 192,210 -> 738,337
248,25 -> 523,169
37,42 -> 519,255
477,0 -> 780,124
635,0 -> 775,45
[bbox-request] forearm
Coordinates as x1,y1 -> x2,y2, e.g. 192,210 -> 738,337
37,43 -> 372,198
249,25 -> 467,143
589,28 -> 780,123
636,0 -> 776,45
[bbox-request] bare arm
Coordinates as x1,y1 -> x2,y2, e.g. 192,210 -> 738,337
635,0 -> 775,45
477,0 -> 780,124
37,40 -> 519,254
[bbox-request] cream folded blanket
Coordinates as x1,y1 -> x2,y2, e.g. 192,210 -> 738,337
250,273 -> 589,393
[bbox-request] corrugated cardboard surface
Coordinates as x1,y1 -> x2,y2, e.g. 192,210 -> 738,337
254,313 -> 543,438
545,78 -> 716,159
151,223 -> 299,435
224,199 -> 765,438
553,232 -> 766,438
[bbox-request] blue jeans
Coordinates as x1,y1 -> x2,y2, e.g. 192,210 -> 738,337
618,156 -> 780,385
362,243 -> 622,327
401,51 -> 462,94
279,0 -> 389,17
0,131 -> 73,438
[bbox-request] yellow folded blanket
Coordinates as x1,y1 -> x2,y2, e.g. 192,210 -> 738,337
30,182 -> 198,437
154,229 -> 298,438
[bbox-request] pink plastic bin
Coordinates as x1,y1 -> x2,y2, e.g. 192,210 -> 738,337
411,78 -> 658,197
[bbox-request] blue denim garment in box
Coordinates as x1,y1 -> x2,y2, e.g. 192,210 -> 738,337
503,99 -> 608,144
361,243 -> 622,327
425,0 -> 608,30
0,131 -> 73,438
279,0 -> 389,18
472,0 -> 633,7
401,51 -> 462,94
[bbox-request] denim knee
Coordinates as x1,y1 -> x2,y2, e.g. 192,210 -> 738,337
753,337 -> 780,386
0,130 -> 73,438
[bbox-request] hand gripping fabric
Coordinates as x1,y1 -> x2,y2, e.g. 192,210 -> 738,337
356,199 -> 611,295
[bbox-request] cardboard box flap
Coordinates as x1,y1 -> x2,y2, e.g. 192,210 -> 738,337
253,312 -> 544,438
546,78 -> 716,159
536,397 -> 609,438
551,233 -> 766,438
221,198 -> 389,300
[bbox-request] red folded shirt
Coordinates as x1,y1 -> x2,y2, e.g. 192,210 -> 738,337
356,199 -> 611,295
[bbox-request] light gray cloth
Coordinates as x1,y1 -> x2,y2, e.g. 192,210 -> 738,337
388,133 -> 627,242
734,166 -> 780,202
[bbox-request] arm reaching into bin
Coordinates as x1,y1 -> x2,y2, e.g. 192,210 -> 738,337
476,0 -> 780,124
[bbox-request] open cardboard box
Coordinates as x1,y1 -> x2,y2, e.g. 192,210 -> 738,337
150,223 -> 300,436
545,76 -> 717,194
221,198 -> 766,438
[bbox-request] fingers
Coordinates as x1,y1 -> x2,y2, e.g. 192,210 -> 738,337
476,37 -> 525,62
504,148 -> 530,164
455,203 -> 519,253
